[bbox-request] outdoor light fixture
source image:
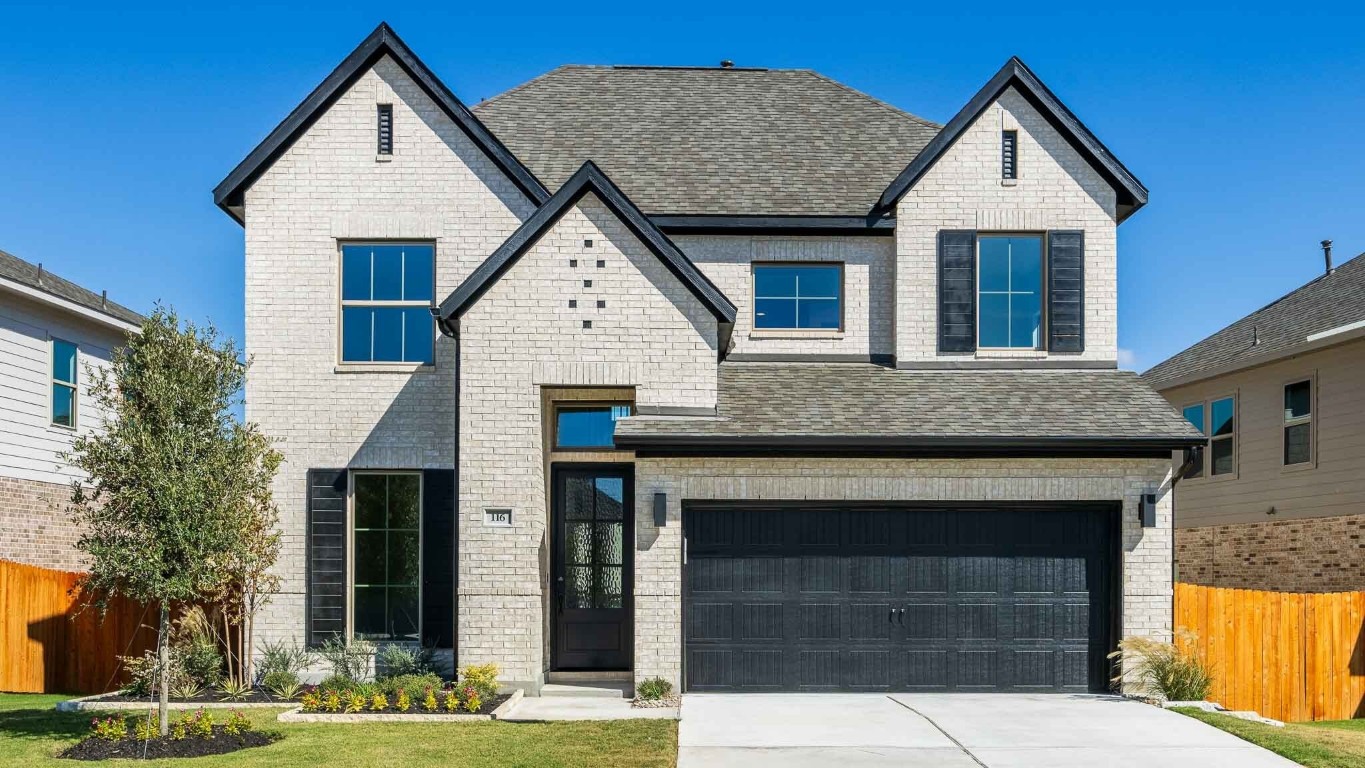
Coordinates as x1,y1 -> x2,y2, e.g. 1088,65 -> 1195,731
653,492 -> 667,527
1138,493 -> 1157,528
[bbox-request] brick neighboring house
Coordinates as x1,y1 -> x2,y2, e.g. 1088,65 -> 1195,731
1145,245 -> 1365,592
0,249 -> 142,572
214,23 -> 1201,694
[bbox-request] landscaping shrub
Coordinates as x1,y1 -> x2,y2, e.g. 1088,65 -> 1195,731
262,669 -> 301,699
317,674 -> 359,694
174,608 -> 226,690
459,663 -> 500,700
91,716 -> 128,742
257,638 -> 315,680
1110,635 -> 1214,701
319,637 -> 374,682
379,673 -> 443,698
376,644 -> 435,677
636,677 -> 673,701
217,677 -> 254,701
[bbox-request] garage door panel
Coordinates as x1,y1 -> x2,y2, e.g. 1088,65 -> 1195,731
683,503 -> 1116,693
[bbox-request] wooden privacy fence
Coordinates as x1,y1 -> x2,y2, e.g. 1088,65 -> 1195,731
1175,582 -> 1365,722
0,559 -> 161,694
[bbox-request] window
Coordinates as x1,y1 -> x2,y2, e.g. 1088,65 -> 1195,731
555,405 -> 631,449
51,339 -> 77,428
1002,130 -> 1018,180
352,473 -> 420,641
377,104 -> 393,155
1181,403 -> 1205,479
753,264 -> 842,330
1284,379 -> 1312,466
978,235 -> 1043,348
1209,396 -> 1236,476
340,243 -> 434,364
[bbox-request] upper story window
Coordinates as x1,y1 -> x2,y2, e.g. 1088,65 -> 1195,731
978,235 -> 1043,349
1209,395 -> 1236,475
352,472 -> 420,641
51,338 -> 77,429
555,405 -> 632,450
1283,379 -> 1313,466
753,263 -> 842,330
1181,403 -> 1205,479
340,243 -> 434,365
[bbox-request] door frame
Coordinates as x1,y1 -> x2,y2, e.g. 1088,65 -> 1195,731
550,462 -> 635,671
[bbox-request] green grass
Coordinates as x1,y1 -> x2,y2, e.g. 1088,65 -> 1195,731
1175,707 -> 1365,768
0,693 -> 677,767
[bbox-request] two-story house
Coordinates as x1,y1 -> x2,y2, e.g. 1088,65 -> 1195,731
214,23 -> 1201,695
1145,244 -> 1365,592
0,249 -> 142,572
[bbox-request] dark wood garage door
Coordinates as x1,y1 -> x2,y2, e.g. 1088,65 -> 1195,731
683,502 -> 1118,693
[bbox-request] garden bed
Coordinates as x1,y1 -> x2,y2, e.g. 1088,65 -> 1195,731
60,727 -> 277,760
57,691 -> 287,712
279,689 -> 521,722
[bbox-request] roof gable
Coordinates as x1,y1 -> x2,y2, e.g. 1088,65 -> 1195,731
876,57 -> 1148,221
437,161 -> 737,331
212,23 -> 550,223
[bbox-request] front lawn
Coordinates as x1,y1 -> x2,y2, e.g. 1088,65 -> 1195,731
1174,707 -> 1365,768
0,693 -> 677,767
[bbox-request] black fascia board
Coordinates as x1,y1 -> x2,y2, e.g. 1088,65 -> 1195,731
437,160 -> 738,331
212,22 -> 551,223
876,56 -> 1148,221
651,214 -> 895,236
614,433 -> 1205,459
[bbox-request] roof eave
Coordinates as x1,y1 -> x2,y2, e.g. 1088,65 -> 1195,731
212,23 -> 550,225
613,433 -> 1204,459
1146,323 -> 1365,391
876,56 -> 1148,219
0,277 -> 142,334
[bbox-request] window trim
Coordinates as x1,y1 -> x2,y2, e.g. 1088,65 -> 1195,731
750,261 -> 845,333
336,241 -> 437,368
1180,401 -> 1206,480
49,336 -> 78,431
347,469 -> 423,643
975,232 -> 1047,351
552,402 -> 634,452
1179,393 -> 1238,481
1281,374 -> 1317,471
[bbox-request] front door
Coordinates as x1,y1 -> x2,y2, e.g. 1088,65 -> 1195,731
552,465 -> 633,670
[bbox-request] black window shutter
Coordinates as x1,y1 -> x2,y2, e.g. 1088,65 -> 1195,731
306,469 -> 347,649
1047,230 -> 1085,353
938,230 -> 978,353
421,469 -> 456,649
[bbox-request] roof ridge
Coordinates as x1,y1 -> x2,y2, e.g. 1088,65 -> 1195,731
800,70 -> 941,130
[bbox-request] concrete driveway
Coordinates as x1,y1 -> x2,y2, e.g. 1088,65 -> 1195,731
678,693 -> 1298,767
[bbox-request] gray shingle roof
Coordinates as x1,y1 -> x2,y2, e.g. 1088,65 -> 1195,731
1143,252 -> 1365,390
615,363 -> 1201,447
473,66 -> 941,217
0,249 -> 143,327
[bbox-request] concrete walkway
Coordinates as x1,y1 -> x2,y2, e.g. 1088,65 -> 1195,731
679,693 -> 1298,768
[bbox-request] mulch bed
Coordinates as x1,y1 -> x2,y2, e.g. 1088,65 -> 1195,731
304,693 -> 511,716
60,728 -> 277,761
97,689 -> 289,704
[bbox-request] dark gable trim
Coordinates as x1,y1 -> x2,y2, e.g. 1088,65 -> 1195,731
877,57 -> 1148,222
213,23 -> 550,223
651,215 -> 894,236
437,161 -> 738,330
615,434 -> 1205,459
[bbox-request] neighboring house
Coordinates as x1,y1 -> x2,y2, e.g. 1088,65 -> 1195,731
214,23 -> 1200,694
1144,244 -> 1365,592
0,249 -> 142,571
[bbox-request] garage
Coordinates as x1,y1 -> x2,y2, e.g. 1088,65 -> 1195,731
683,501 -> 1119,693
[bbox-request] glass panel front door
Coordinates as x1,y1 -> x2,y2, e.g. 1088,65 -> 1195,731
553,466 -> 633,670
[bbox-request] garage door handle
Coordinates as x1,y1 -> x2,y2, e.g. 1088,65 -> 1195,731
897,607 -> 905,625
888,608 -> 895,624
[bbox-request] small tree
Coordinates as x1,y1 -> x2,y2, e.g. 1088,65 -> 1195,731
216,457 -> 282,687
68,306 -> 280,735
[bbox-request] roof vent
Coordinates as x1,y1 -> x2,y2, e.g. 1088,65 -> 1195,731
36,263 -> 43,287
1322,239 -> 1334,275
101,290 -> 108,309
719,60 -> 734,68
1252,325 -> 1260,346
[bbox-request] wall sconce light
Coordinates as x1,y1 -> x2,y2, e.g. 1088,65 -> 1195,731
653,492 -> 667,527
1138,493 -> 1157,528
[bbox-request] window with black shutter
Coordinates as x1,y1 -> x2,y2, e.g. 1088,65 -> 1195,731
1046,230 -> 1085,353
377,104 -> 393,155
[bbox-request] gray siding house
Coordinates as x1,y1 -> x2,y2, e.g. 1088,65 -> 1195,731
214,23 -> 1200,694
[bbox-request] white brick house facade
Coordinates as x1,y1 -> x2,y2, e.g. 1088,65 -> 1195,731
218,25 -> 1198,695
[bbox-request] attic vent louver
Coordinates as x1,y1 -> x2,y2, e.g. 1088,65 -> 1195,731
1002,130 -> 1018,180
377,104 -> 394,155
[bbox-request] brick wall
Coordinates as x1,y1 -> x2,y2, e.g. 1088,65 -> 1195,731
633,457 -> 1174,692
458,192 -> 719,689
0,476 -> 85,572
1176,514 -> 1365,592
894,86 -> 1119,365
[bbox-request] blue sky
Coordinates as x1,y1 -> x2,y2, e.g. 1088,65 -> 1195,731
2,2 -> 1363,374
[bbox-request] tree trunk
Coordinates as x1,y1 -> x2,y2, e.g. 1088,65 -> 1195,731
157,603 -> 170,737
244,597 -> 255,686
